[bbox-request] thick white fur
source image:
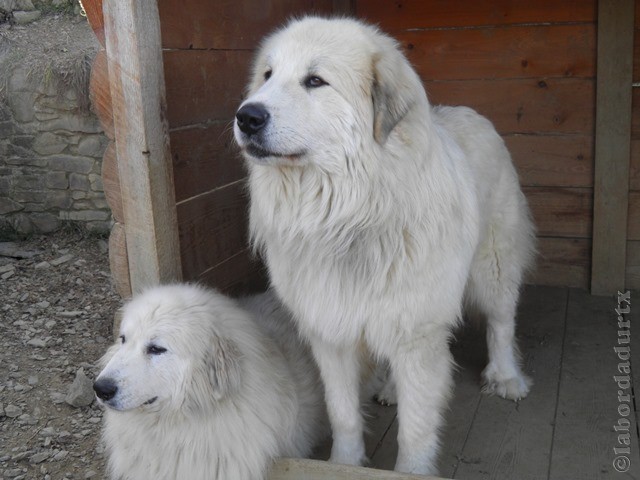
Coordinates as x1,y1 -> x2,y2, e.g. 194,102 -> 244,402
95,285 -> 327,480
234,17 -> 535,475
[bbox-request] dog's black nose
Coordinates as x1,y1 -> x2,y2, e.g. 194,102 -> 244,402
236,103 -> 270,135
93,378 -> 118,401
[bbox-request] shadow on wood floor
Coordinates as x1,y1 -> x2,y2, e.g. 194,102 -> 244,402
313,286 -> 640,480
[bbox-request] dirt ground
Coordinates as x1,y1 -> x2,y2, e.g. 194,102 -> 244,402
0,229 -> 121,480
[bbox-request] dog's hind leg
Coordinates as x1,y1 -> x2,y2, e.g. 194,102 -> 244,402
390,324 -> 454,475
310,337 -> 367,466
467,223 -> 533,401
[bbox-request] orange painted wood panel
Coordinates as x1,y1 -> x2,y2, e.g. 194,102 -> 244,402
177,182 -> 249,282
171,123 -> 246,202
399,24 -> 595,81
82,0 -> 105,47
505,134 -> 593,188
89,49 -> 114,139
357,0 -> 596,31
163,50 -> 252,128
524,187 -> 593,238
158,0 -> 334,50
426,78 -> 595,135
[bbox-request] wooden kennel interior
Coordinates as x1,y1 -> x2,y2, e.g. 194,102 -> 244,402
84,0 -> 639,301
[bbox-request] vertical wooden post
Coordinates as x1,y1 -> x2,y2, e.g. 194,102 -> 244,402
591,0 -> 635,295
102,0 -> 182,293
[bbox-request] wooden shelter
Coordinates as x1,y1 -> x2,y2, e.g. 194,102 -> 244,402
83,0 -> 639,300
82,0 -> 639,478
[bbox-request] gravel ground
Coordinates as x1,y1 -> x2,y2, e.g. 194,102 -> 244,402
0,229 -> 122,480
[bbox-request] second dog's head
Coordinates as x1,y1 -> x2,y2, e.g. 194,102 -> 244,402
94,285 -> 245,414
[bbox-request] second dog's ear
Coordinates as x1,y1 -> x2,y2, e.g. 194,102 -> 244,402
371,40 -> 422,144
206,335 -> 242,400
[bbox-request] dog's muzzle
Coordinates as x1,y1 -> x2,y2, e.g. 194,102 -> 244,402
93,378 -> 118,402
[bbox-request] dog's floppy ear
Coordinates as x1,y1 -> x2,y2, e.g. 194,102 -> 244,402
371,42 -> 422,144
205,335 -> 242,401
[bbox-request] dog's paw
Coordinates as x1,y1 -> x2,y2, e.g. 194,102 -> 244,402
373,379 -> 397,406
481,367 -> 532,401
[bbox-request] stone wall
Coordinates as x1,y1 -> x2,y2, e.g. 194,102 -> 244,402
0,64 -> 111,237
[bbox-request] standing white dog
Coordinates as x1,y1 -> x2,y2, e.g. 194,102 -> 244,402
94,285 -> 327,480
234,16 -> 535,475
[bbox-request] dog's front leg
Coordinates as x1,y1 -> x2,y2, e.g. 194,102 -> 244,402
309,337 -> 366,466
391,324 -> 454,475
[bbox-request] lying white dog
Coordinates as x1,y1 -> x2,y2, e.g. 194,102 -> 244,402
234,16 -> 535,475
94,284 -> 327,480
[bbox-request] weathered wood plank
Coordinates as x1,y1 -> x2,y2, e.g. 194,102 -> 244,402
524,187 -> 593,239
103,0 -> 182,292
89,49 -> 114,139
269,458 -> 444,480
626,241 -> 640,289
454,286 -> 568,480
158,0 -> 334,50
196,248 -> 268,296
532,237 -> 591,289
170,123 -> 246,202
631,138 -> 639,191
82,0 -> 105,47
426,78 -> 594,135
108,222 -> 131,298
549,288 -> 640,479
177,181 -> 249,283
357,0 -> 596,31
591,0 -> 635,295
400,24 -> 595,82
100,141 -> 123,223
163,50 -> 252,128
505,134 -> 593,188
629,192 -> 640,241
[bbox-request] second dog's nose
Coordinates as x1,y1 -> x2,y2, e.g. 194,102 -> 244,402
93,378 -> 118,401
236,103 -> 270,135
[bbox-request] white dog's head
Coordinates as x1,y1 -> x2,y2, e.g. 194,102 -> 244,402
94,285 -> 245,414
233,16 -> 426,171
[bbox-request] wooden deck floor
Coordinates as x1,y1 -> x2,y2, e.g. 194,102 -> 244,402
312,286 -> 640,479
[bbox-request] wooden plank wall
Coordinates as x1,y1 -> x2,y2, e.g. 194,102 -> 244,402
156,1 -> 336,292
629,4 -> 640,289
358,0 -> 599,288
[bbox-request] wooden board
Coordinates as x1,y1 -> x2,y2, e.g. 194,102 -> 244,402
103,0 -> 182,292
270,458 -> 444,480
357,0 -> 596,31
524,187 -> 593,239
425,78 -> 594,135
626,240 -> 640,289
548,288 -> 640,479
163,50 -> 253,128
591,0 -> 635,295
89,49 -> 114,139
398,24 -> 595,81
100,141 -> 123,223
454,286 -> 568,480
158,0 -> 334,50
108,221 -> 131,298
82,0 -> 105,47
532,237 -> 591,289
631,139 -> 640,192
170,124 -> 246,202
506,134 -> 593,188
177,181 -> 249,281
196,248 -> 268,295
628,191 -> 640,241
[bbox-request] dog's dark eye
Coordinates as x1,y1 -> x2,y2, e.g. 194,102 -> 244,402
304,75 -> 328,89
264,69 -> 272,81
119,335 -> 125,344
146,344 -> 167,355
